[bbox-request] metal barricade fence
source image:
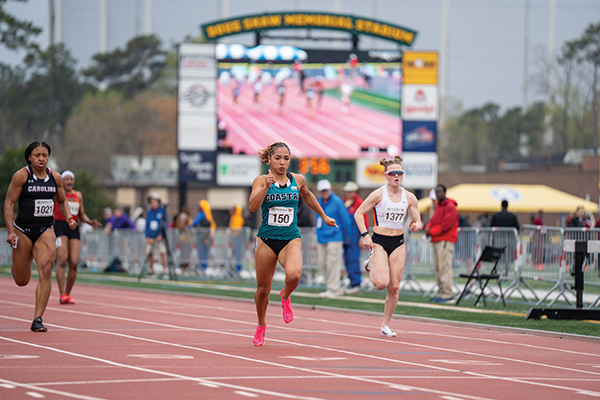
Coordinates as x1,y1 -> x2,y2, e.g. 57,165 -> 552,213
520,225 -> 565,282
0,229 -> 10,266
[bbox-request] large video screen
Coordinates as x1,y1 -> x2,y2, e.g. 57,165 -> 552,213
216,47 -> 402,159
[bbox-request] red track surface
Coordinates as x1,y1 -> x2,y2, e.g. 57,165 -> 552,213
1,276 -> 599,400
217,79 -> 402,159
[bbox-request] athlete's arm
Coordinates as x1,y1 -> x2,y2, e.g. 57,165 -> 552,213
54,172 -> 77,230
406,191 -> 423,232
76,191 -> 102,228
294,174 -> 337,227
4,168 -> 27,246
354,188 -> 382,249
248,170 -> 275,213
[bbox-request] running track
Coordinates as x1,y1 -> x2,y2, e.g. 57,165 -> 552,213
218,79 -> 402,159
1,276 -> 599,400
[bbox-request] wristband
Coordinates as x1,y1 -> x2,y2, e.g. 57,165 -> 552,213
361,232 -> 369,237
68,216 -> 77,224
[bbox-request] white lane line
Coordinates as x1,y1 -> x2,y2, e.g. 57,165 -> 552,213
0,317 -> 493,400
234,391 -> 259,398
127,354 -> 194,359
26,392 -> 45,398
0,334 -> 325,400
430,360 -> 503,366
0,378 -> 105,400
2,290 -> 600,397
0,355 -> 39,359
15,295 -> 600,378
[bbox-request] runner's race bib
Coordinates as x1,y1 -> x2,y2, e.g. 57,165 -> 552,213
384,206 -> 405,223
34,199 -> 53,217
268,207 -> 293,227
68,201 -> 80,217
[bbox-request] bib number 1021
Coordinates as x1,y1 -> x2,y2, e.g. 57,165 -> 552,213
34,199 -> 54,217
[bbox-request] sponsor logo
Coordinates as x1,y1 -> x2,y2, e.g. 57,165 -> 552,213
405,126 -> 434,144
181,84 -> 212,107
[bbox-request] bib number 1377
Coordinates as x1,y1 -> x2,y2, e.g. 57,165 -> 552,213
268,207 -> 293,227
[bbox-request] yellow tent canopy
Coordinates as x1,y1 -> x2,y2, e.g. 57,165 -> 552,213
417,184 -> 598,214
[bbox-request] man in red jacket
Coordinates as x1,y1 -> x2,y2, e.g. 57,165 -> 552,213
424,184 -> 459,303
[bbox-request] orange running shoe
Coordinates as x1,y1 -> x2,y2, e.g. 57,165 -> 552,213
280,289 -> 294,323
60,294 -> 75,304
253,325 -> 266,346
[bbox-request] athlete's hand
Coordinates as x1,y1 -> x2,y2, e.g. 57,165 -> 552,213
323,216 -> 337,227
360,235 -> 373,250
67,216 -> 78,230
6,232 -> 16,247
90,219 -> 102,229
409,219 -> 423,232
265,169 -> 276,186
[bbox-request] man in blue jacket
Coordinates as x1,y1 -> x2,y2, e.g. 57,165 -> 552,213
145,193 -> 168,276
315,179 -> 351,298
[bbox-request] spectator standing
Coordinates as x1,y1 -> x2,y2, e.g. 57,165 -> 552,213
490,200 -> 519,276
229,205 -> 246,275
175,204 -> 193,272
132,207 -> 146,232
192,200 -> 216,270
107,208 -> 135,231
145,194 -> 168,276
569,206 -> 586,227
424,184 -> 459,303
315,179 -> 352,298
342,181 -> 366,294
532,210 -> 545,226
490,200 -> 519,231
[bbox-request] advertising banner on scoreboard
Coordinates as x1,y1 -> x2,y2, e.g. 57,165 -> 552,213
401,85 -> 438,121
216,154 -> 261,186
402,120 -> 437,153
401,152 -> 438,189
178,150 -> 216,184
178,43 -> 217,152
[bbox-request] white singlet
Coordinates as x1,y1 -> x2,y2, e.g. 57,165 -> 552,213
373,185 -> 408,229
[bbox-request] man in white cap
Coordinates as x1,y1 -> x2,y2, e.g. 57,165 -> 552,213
315,179 -> 351,298
145,193 -> 168,276
342,181 -> 366,294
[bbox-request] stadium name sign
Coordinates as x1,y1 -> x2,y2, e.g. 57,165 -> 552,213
201,12 -> 417,47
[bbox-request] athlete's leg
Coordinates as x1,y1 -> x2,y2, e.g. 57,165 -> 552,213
55,235 -> 69,295
278,238 -> 302,299
382,245 -> 406,327
65,238 -> 81,296
11,230 -> 34,286
254,239 -> 278,326
31,229 -> 56,319
368,244 -> 391,290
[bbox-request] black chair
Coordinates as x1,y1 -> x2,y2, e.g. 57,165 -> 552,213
456,245 -> 506,307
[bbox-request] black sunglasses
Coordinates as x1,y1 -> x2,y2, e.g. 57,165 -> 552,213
385,170 -> 404,177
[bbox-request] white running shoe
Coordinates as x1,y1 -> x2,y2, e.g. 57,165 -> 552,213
381,326 -> 397,337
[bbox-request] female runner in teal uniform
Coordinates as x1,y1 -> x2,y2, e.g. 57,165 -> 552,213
249,142 -> 337,346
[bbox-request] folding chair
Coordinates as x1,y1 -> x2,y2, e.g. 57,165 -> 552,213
456,245 -> 506,307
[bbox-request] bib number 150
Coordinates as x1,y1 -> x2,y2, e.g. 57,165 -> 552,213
268,207 -> 293,227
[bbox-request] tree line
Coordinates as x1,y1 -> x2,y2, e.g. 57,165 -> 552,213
0,1 -> 598,212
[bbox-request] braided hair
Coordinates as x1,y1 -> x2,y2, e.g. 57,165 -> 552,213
24,141 -> 51,165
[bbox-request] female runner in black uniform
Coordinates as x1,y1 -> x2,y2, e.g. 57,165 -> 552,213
3,142 -> 77,332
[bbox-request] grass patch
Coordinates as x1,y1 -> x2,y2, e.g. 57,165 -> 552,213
2,266 -> 598,339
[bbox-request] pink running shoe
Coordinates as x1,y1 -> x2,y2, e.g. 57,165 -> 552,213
253,325 -> 266,346
280,289 -> 294,323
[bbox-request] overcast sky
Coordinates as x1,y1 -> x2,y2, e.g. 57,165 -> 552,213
1,0 -> 599,111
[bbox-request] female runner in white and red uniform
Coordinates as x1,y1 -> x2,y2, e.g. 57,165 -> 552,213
3,142 -> 77,332
54,170 -> 102,305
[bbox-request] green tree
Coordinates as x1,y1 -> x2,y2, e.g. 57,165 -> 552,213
0,0 -> 41,56
0,44 -> 87,152
83,35 -> 167,98
0,145 -> 26,227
